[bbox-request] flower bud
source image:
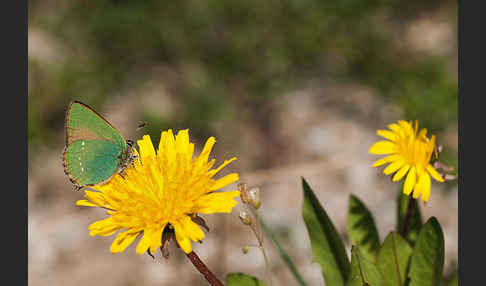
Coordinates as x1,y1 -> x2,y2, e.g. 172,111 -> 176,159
444,174 -> 457,181
238,182 -> 249,204
242,245 -> 250,254
248,187 -> 261,209
239,211 -> 252,225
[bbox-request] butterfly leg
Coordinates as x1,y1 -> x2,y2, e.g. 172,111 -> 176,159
126,139 -> 142,166
131,153 -> 140,166
132,152 -> 142,166
118,172 -> 126,180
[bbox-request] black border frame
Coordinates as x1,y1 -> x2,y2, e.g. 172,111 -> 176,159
8,0 -> 28,284
458,0 -> 482,284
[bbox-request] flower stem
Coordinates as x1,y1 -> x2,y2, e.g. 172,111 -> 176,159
400,196 -> 416,238
250,209 -> 273,286
186,251 -> 224,286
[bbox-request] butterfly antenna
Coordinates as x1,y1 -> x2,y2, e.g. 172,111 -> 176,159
73,185 -> 83,192
136,121 -> 148,131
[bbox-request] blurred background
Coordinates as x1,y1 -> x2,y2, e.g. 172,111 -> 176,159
28,0 -> 457,285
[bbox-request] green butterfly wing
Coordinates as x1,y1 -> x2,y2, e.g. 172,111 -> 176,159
64,140 -> 121,186
65,101 -> 126,151
64,101 -> 128,187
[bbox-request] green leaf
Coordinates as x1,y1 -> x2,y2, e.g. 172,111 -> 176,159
347,194 -> 380,261
226,273 -> 268,286
301,178 -> 350,286
397,192 -> 423,246
377,232 -> 413,286
346,245 -> 384,286
260,220 -> 309,286
445,271 -> 458,286
408,217 -> 445,286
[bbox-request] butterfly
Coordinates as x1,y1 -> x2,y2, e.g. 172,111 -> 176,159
63,101 -> 136,191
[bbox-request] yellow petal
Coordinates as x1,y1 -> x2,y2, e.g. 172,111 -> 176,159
372,154 -> 402,167
398,120 -> 412,131
110,229 -> 141,253
372,158 -> 387,167
149,226 -> 165,253
188,143 -> 195,159
418,128 -> 428,140
159,129 -> 175,159
84,191 -> 109,208
412,183 -> 421,199
421,177 -> 432,202
403,167 -> 416,195
137,135 -> 156,159
136,228 -> 154,255
173,222 -> 192,254
426,164 -> 445,182
388,123 -> 401,133
196,191 -> 240,214
198,137 -> 216,163
369,141 -> 397,155
207,157 -> 237,177
175,129 -> 190,155
413,173 -> 431,201
75,199 -> 99,207
89,217 -> 122,236
210,173 -> 239,190
383,159 -> 405,175
180,216 -> 205,242
392,164 -> 410,182
377,130 -> 397,141
415,163 -> 425,176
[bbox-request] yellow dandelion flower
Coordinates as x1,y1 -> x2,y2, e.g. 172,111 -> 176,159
76,129 -> 240,254
369,120 -> 444,202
